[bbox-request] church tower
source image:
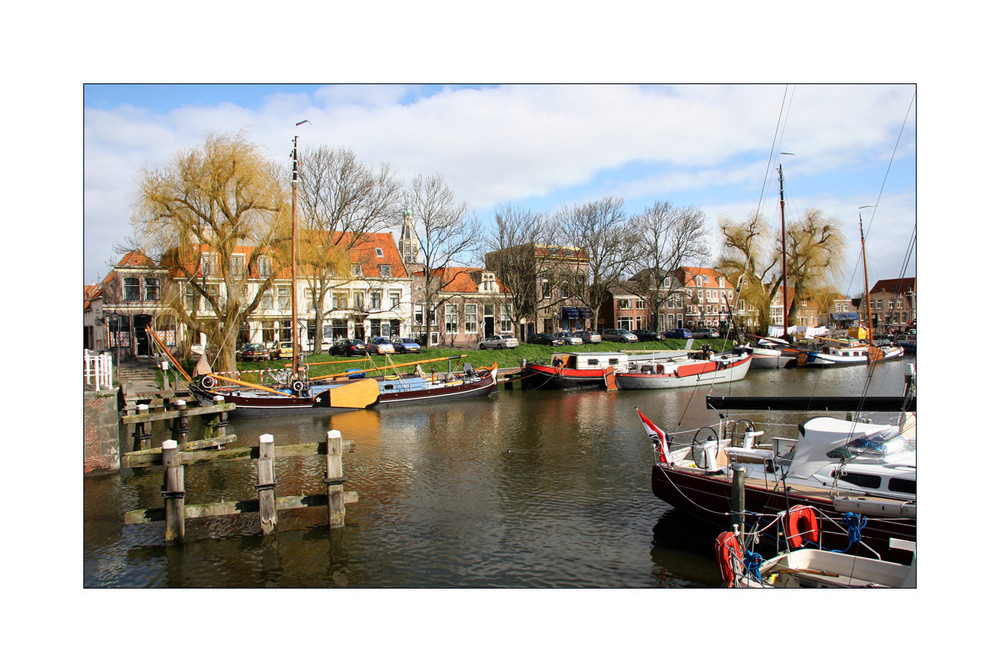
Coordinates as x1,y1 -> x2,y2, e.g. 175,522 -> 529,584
399,206 -> 421,272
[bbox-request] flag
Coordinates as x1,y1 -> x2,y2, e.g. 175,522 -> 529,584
636,408 -> 671,464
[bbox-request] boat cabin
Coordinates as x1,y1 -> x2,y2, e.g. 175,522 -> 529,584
551,352 -> 629,370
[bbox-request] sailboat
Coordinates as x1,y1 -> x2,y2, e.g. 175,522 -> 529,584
797,210 -> 903,367
189,125 -> 379,414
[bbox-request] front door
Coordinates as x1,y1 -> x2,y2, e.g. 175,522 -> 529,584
134,314 -> 153,356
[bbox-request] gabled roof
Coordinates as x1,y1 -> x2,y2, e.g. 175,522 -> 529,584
676,266 -> 734,289
411,266 -> 509,294
84,284 -> 103,310
870,277 -> 915,295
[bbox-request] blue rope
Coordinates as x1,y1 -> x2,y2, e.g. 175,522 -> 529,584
843,512 -> 868,546
743,549 -> 763,583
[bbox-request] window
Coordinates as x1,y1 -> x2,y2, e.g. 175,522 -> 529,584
375,247 -> 384,257
353,292 -> 365,310
696,275 -> 704,287
185,287 -> 197,312
389,291 -> 401,309
278,287 -> 290,311
369,290 -> 382,311
257,256 -> 272,278
144,278 -> 159,301
200,254 -> 216,277
465,304 -> 478,333
230,254 -> 245,278
378,264 -> 391,278
262,290 -> 274,311
352,264 -> 362,277
331,292 -> 347,310
500,304 -> 512,333
415,303 -> 424,326
123,277 -> 140,301
635,299 -> 646,310
445,304 -> 458,334
618,298 -> 631,310
617,316 -> 633,330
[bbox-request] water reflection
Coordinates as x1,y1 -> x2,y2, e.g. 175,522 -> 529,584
85,357 -> 914,587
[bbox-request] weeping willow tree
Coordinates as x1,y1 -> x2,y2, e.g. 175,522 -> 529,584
718,208 -> 846,334
133,133 -> 287,371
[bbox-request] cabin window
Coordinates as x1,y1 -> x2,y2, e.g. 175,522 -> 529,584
839,472 -> 881,489
888,478 -> 916,495
587,359 -> 599,366
609,358 -> 619,366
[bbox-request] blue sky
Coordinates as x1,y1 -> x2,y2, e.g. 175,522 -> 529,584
84,83 -> 916,298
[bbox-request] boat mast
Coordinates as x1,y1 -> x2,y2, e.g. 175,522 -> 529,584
859,207 -> 881,362
290,120 -> 309,381
291,133 -> 300,378
778,160 -> 789,340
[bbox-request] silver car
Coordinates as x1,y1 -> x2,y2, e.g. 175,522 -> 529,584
554,331 -> 583,345
478,334 -> 520,350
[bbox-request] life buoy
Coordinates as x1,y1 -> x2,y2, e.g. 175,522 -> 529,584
785,506 -> 820,549
714,531 -> 742,587
291,380 -> 306,393
201,375 -> 217,389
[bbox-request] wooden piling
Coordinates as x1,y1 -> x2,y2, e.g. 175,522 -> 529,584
132,404 -> 151,453
257,434 -> 277,534
731,465 -> 745,538
171,399 -> 189,445
161,440 -> 185,543
325,430 -> 346,527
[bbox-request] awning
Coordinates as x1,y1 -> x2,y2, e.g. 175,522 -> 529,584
830,312 -> 860,321
562,306 -> 593,319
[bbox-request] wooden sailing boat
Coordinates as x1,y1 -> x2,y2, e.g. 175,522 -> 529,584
189,125 -> 379,413
802,210 -> 903,367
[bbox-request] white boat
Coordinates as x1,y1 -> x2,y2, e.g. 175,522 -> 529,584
639,406 -> 916,562
615,350 -> 751,390
747,336 -> 800,369
715,510 -> 916,588
803,342 -> 904,367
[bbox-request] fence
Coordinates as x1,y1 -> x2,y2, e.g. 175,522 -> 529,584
84,349 -> 113,391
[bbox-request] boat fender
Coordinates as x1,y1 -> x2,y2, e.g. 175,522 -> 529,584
714,531 -> 742,587
201,375 -> 217,389
785,506 -> 820,549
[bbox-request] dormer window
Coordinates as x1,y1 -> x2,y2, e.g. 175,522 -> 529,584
378,264 -> 391,278
375,248 -> 384,257
352,264 -> 362,277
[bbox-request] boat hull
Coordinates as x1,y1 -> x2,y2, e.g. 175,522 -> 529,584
189,377 -> 380,415
616,356 -> 751,390
377,372 -> 498,405
651,464 -> 915,564
803,346 -> 905,367
518,364 -> 609,391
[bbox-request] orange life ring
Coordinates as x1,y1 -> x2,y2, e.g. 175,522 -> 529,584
714,531 -> 742,586
785,506 -> 820,549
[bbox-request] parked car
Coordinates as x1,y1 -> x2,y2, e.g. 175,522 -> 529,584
391,337 -> 422,354
632,329 -> 663,342
601,328 -> 638,343
331,339 -> 367,356
573,330 -> 602,343
662,328 -> 693,339
237,343 -> 271,362
528,333 -> 566,346
692,328 -> 720,339
554,331 -> 583,345
270,341 -> 294,359
367,336 -> 395,355
478,334 -> 520,350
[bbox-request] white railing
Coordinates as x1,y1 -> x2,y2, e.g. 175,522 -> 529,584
84,350 -> 114,391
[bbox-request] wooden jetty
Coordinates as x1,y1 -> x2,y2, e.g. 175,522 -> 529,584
120,397 -> 359,543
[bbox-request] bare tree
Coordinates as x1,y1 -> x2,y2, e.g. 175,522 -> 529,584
406,173 -> 482,337
484,203 -> 555,340
296,146 -> 403,351
133,133 -> 286,371
553,197 -> 632,328
627,202 -> 710,331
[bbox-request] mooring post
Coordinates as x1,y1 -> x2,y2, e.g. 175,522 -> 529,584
171,399 -> 189,446
132,404 -> 151,453
324,429 -> 346,527
731,464 -> 746,540
257,434 -> 277,534
161,439 -> 185,543
213,395 -> 228,443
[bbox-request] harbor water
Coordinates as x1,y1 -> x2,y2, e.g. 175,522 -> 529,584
83,356 -> 914,588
